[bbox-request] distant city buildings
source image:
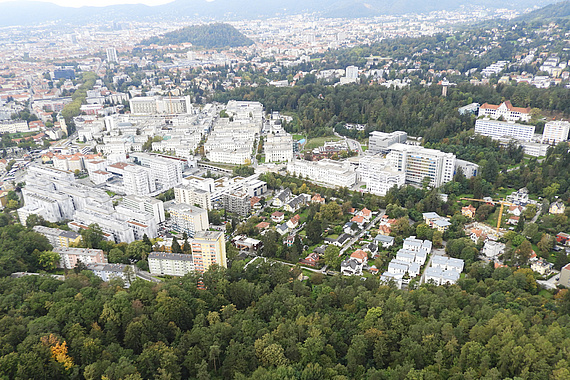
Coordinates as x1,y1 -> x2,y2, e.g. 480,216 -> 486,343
542,120 -> 570,145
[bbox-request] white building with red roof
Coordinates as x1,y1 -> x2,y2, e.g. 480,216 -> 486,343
478,101 -> 531,122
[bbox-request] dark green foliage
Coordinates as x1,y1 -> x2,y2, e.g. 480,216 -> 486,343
140,23 -> 253,49
0,261 -> 568,379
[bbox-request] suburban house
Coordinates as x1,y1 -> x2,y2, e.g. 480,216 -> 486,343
271,211 -> 285,223
286,214 -> 301,229
350,249 -> 368,265
374,235 -> 395,248
550,200 -> 566,215
311,194 -> 325,204
461,205 -> 476,218
507,215 -> 520,225
272,188 -> 292,207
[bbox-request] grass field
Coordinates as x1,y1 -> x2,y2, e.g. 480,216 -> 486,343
304,136 -> 341,151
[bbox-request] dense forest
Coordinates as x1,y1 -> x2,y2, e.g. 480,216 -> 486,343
1,259 -> 570,379
140,24 -> 254,49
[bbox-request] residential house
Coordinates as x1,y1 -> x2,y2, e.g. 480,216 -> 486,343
378,224 -> 392,236
311,194 -> 325,204
301,252 -> 320,267
286,214 -> 300,229
284,194 -> 307,212
271,211 -> 285,223
557,232 -> 570,245
507,205 -> 523,217
550,201 -> 566,215
351,215 -> 366,227
341,258 -> 363,276
250,196 -> 262,210
284,235 -> 295,247
343,221 -> 357,235
350,249 -> 368,264
363,243 -> 378,255
256,221 -> 270,231
276,224 -> 289,236
461,205 -> 476,219
374,235 -> 395,248
358,208 -> 372,222
272,188 -> 292,207
507,215 -> 520,225
470,228 -> 487,243
530,257 -> 554,275
482,241 -> 505,258
232,236 -> 263,252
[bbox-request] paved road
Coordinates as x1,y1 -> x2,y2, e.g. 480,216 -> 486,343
531,208 -> 542,223
419,247 -> 446,285
339,210 -> 385,255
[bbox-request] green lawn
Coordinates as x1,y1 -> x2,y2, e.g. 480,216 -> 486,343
304,136 -> 341,151
293,134 -> 305,140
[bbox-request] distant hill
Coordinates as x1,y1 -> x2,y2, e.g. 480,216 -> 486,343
140,23 -> 253,49
0,0 -> 562,26
516,0 -> 570,21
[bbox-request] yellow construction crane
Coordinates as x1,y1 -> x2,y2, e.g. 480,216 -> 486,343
460,197 -> 517,233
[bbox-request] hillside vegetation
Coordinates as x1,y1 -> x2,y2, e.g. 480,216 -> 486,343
140,23 -> 253,49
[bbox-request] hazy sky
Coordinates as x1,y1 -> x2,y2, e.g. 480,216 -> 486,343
0,0 -> 176,7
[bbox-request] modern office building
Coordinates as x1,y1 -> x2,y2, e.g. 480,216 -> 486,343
386,143 -> 455,187
474,119 -> 535,142
368,131 -> 407,153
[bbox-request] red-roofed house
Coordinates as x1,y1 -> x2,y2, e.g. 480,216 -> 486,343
462,205 -> 476,218
350,249 -> 368,264
478,101 -> 531,122
271,211 -> 284,223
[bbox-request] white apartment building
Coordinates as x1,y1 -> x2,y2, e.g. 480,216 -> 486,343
345,65 -> 359,80
0,121 -> 28,134
169,203 -> 209,236
87,263 -> 135,287
475,119 -> 535,142
357,154 -> 405,196
368,131 -> 407,153
106,47 -> 118,63
174,185 -> 212,210
130,153 -> 183,191
542,120 -> 570,145
207,147 -> 252,165
148,252 -> 195,276
123,165 -> 156,196
478,101 -> 531,122
55,247 -> 107,269
121,195 -> 165,224
386,143 -> 455,187
129,95 -> 192,115
264,132 -> 294,162
287,159 -> 357,188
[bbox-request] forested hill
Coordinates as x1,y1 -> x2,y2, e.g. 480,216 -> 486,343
139,23 -> 253,49
1,258 -> 570,378
517,0 -> 570,21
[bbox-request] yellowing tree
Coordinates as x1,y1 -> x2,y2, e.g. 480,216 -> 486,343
41,334 -> 74,370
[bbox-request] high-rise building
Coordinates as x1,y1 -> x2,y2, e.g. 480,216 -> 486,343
191,231 -> 227,272
169,204 -> 209,236
130,153 -> 183,191
106,47 -> 118,63
222,191 -> 251,216
123,165 -> 155,196
542,120 -> 570,145
387,143 -> 455,187
346,65 -> 359,80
